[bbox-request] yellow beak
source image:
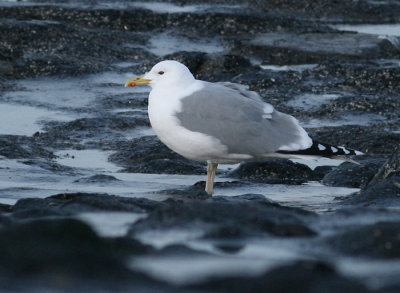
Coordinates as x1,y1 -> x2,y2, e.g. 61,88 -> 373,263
125,75 -> 151,87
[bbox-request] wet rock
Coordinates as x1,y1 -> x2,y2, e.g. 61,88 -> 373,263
0,135 -> 54,159
109,136 -> 206,175
229,160 -> 317,184
125,158 -> 205,175
158,181 -> 250,199
12,193 -> 164,219
212,193 -> 277,204
326,221 -> 400,259
156,244 -> 213,257
313,165 -> 335,180
195,54 -> 255,81
189,260 -> 367,293
74,174 -> 121,183
0,8 -> 153,78
0,218 -> 169,292
250,0 -> 400,22
365,147 -> 400,189
158,181 -> 211,200
21,158 -> 76,174
36,116 -> 150,149
0,215 -> 12,229
349,177 -> 400,206
323,157 -> 387,188
309,125 -> 400,155
1,1 -> 400,291
340,149 -> 400,206
213,243 -> 245,254
0,136 -> 72,174
0,204 -> 11,213
243,32 -> 399,65
310,60 -> 400,97
130,195 -> 317,239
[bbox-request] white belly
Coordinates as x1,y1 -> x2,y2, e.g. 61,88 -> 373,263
148,91 -> 228,163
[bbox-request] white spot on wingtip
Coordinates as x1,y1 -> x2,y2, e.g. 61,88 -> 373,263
318,144 -> 326,151
263,104 -> 274,114
355,150 -> 364,155
341,147 -> 351,155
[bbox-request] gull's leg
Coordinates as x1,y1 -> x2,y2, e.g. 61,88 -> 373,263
205,162 -> 218,195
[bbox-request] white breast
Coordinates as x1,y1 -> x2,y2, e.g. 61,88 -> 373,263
147,81 -> 228,162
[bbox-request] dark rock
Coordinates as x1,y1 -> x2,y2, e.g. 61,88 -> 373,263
74,174 -> 121,183
156,244 -> 213,257
323,157 -> 387,188
0,135 -> 54,159
130,195 -> 317,239
313,165 -> 335,180
11,193 -> 163,219
0,218 -> 169,292
365,147 -> 400,189
109,136 -> 206,175
309,126 -> 400,155
0,203 -> 12,213
195,54 -> 255,81
229,160 -> 317,184
189,260 -> 367,293
349,177 -> 400,205
246,32 -> 399,64
250,0 -> 400,23
126,158 -> 204,175
37,116 -> 150,149
212,193 -> 277,204
213,243 -> 245,254
48,193 -> 165,212
0,215 -> 12,229
340,149 -> 400,206
2,1 -> 400,292
0,8 -> 153,78
21,158 -> 76,174
158,181 -> 211,200
326,221 -> 400,258
0,140 -> 32,159
158,181 -> 250,199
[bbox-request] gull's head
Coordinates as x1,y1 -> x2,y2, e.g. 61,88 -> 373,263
125,60 -> 195,89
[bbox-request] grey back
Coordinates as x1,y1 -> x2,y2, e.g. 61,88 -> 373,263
175,82 -> 308,155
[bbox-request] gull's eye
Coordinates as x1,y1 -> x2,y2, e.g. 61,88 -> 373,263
158,71 -> 164,75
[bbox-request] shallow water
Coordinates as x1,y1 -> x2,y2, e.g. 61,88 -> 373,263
0,103 -> 74,136
302,112 -> 386,128
0,146 -> 358,213
126,31 -> 225,57
0,64 -> 359,211
287,93 -> 342,110
0,0 -> 247,14
2,1 -> 400,291
260,64 -> 318,72
333,24 -> 400,37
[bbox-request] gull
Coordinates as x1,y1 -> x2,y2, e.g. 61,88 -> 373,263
125,60 -> 362,195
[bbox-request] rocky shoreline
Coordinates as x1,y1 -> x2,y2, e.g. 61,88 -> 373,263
1,0 -> 400,292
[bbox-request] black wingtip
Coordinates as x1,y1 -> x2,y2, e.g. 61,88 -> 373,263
277,140 -> 363,158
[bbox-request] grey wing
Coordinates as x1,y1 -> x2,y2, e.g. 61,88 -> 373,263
175,82 -> 312,155
217,82 -> 264,102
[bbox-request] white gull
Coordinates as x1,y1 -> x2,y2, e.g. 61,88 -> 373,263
125,60 -> 363,195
